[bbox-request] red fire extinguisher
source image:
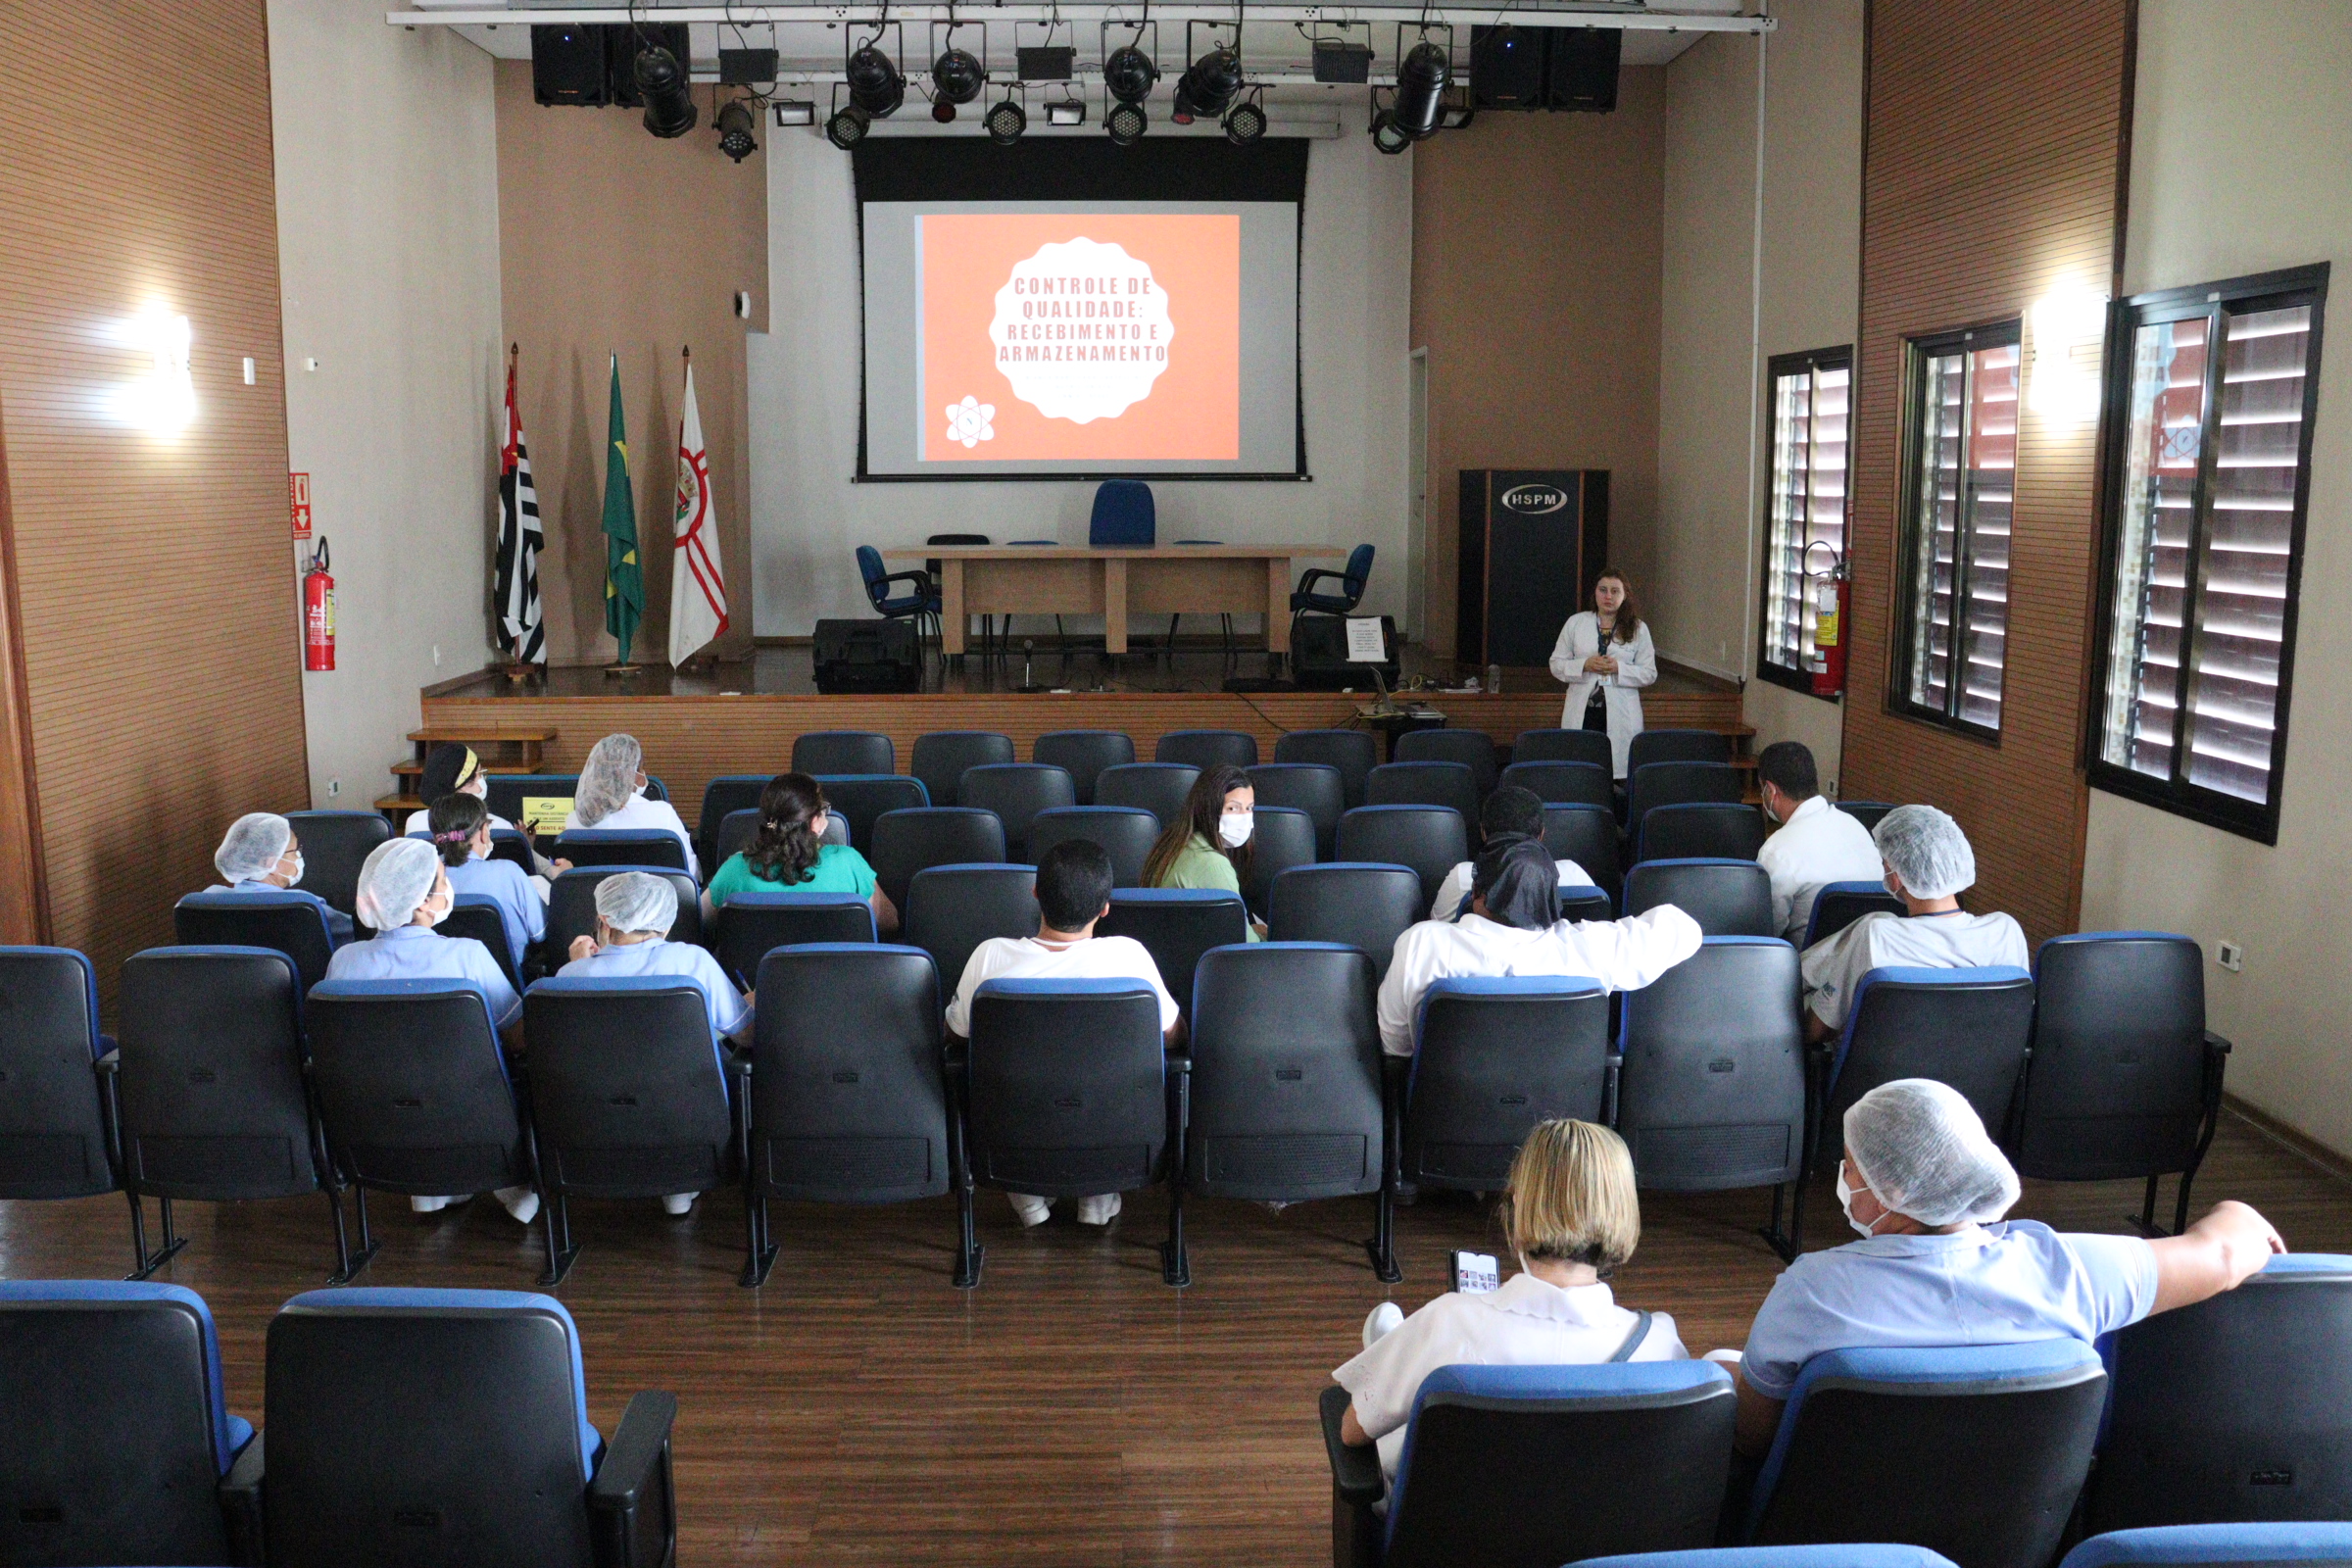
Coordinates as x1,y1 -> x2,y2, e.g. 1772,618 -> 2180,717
303,537 -> 335,672
1807,542 -> 1849,699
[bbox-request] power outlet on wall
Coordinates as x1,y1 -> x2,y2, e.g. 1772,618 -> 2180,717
326,780 -> 340,798
2217,940 -> 2244,972
432,644 -> 442,667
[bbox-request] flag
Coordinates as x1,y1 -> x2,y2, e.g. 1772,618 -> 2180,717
601,353 -> 644,664
494,353 -> 545,663
667,356 -> 729,666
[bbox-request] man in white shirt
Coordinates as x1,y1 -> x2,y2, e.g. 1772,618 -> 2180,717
945,839 -> 1181,1229
1752,742 -> 1883,945
1799,804 -> 2028,1044
1425,785 -> 1597,922
1378,840 -> 1702,1058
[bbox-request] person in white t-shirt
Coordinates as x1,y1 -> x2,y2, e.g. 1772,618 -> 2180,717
1333,1118 -> 1690,1487
561,733 -> 699,881
1425,785 -> 1597,923
1799,804 -> 2029,1043
945,838 -> 1182,1230
1752,742 -> 1883,946
1378,839 -> 1701,1058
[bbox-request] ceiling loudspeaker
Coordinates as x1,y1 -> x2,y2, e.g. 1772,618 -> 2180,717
1467,25 -> 1544,111
1466,24 -> 1620,113
531,24 -> 610,107
1548,28 -> 1621,113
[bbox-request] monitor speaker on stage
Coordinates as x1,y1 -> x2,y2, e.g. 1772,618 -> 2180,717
1456,469 -> 1609,669
1293,614 -> 1399,691
813,619 -> 922,694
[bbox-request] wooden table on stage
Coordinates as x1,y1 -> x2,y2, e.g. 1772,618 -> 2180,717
881,544 -> 1345,657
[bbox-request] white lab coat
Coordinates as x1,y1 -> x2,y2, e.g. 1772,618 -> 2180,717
1548,612 -> 1657,778
1375,904 -> 1703,1057
1756,796 -> 1886,946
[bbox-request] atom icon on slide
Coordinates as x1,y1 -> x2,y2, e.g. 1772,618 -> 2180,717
945,395 -> 996,449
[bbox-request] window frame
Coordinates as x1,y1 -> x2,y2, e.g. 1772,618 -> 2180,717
1755,345 -> 1854,700
2084,262 -> 2329,846
1890,318 -> 2025,743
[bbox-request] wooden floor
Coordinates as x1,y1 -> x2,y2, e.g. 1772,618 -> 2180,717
4,1110 -> 2346,1565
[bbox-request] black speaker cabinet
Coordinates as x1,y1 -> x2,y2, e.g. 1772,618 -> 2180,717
813,618 -> 922,694
1456,470 -> 1609,668
531,24 -> 610,107
1469,25 -> 1548,110
1548,28 -> 1622,112
1293,613 -> 1400,691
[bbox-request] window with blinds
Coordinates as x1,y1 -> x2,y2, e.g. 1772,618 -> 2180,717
1757,347 -> 1852,695
1895,321 -> 2021,737
2089,264 -> 2328,844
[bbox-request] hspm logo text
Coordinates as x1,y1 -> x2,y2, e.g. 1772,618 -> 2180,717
1500,484 -> 1567,514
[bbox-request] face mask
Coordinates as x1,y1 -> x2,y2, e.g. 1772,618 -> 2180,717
465,775 -> 488,800
1837,1162 -> 1886,1240
281,851 -> 305,887
422,888 -> 453,927
1218,810 -> 1253,849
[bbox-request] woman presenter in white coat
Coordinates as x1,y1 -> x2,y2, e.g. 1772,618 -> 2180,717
1548,567 -> 1657,779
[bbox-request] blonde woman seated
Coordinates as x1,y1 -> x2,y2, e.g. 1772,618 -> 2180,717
1331,1119 -> 1689,1487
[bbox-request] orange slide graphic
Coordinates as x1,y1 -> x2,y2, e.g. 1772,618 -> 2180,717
921,212 -> 1240,463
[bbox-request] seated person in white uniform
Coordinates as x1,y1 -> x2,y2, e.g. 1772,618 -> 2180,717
560,870 -> 750,1217
1752,741 -> 1883,946
404,742 -> 560,884
1426,786 -> 1597,923
1798,804 -> 2029,1045
207,811 -> 354,946
1377,839 -> 1702,1059
320,837 -> 537,1223
426,793 -> 545,973
1334,1118 -> 1689,1488
1727,1078 -> 2284,1457
944,838 -> 1181,1230
561,732 -> 699,881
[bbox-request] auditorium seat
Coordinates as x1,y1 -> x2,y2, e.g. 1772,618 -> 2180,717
960,978 -> 1182,1285
1499,759 -> 1615,810
713,891 -> 876,988
488,825 -> 537,875
2062,1525 -> 2352,1568
1276,728 -> 1379,808
1365,762 -> 1483,845
285,808 -> 389,916
115,946 -> 374,1282
307,979 -> 532,1246
522,975 -> 739,1285
911,730 -> 1015,807
555,826 -> 691,872
2015,931 -> 2229,1234
484,771 -> 582,823
792,729 -> 895,776
1544,804 -> 1624,904
1393,728 -> 1499,800
1624,859 -> 1774,938
697,773 -> 770,865
1615,937 -> 1807,1258
1746,1341 -> 2107,1568
1242,806 -> 1318,916
1629,729 -> 1733,772
1801,882 -> 1906,947
1186,943 -> 1395,1281
1560,887 -> 1615,922
1628,760 -> 1744,832
1032,729 -> 1136,803
1511,727 -> 1615,771
0,1280 -> 255,1567
714,806 -> 847,873
1336,805 -> 1470,909
1096,761 -> 1199,826
174,887 -> 338,993
1248,761 -> 1346,858
811,773 -> 931,850
1579,1545 -> 1961,1568
958,762 -> 1078,860
1819,965 -> 2034,1161
1098,888 -> 1250,1023
1266,863 -> 1425,982
868,807 -> 1006,910
1028,806 -> 1160,887
247,1287 -> 677,1568
1154,728 -> 1259,771
446,892 -> 528,991
741,945 -> 953,1288
2087,1253 -> 2352,1533
1639,802 -> 1767,862
1836,801 -> 1896,833
1403,977 -> 1611,1192
546,866 -> 702,956
1319,1360 -> 1734,1568
906,864 -> 1038,999
0,947 -> 117,1208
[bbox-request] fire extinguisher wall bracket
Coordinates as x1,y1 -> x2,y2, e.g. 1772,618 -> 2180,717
304,536 -> 336,673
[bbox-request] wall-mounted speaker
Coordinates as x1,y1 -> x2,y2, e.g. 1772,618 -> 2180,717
531,24 -> 610,107
1548,28 -> 1621,113
1468,25 -> 1546,111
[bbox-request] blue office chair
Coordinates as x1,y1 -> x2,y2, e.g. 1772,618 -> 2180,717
1544,803 -> 1624,905
2062,1525 -> 2352,1568
856,544 -> 940,642
957,763 -> 1077,861
1818,964 -> 2034,1160
697,774 -> 771,869
1088,479 -> 1156,546
1155,728 -> 1260,771
1241,806 -> 1319,917
1499,759 -> 1615,810
1639,802 -> 1767,862
910,730 -> 1016,807
1293,542 -> 1374,616
1512,727 -> 1615,771
1404,976 -> 1610,1191
1393,728 -> 1499,800
1096,762 -> 1200,826
1366,763 -> 1484,846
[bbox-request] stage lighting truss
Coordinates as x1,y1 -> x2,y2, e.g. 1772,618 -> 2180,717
1369,24 -> 1453,155
926,20 -> 990,123
1169,19 -> 1244,125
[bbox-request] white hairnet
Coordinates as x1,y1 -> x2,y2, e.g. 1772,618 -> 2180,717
355,838 -> 442,931
215,812 -> 293,883
1873,804 -> 1977,901
1843,1078 -> 2020,1227
596,870 -> 677,936
573,734 -> 643,827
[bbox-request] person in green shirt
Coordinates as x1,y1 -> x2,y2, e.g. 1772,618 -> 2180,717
701,772 -> 900,933
1139,762 -> 1267,940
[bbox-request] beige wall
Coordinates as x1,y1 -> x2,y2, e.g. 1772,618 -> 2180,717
1412,74 -> 1665,660
495,60 -> 767,665
2080,0 -> 2352,1152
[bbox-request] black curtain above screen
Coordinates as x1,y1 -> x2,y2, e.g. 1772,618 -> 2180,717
851,137 -> 1310,204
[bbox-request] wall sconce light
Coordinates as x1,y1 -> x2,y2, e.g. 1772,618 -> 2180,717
123,307 -> 197,436
2029,286 -> 2108,423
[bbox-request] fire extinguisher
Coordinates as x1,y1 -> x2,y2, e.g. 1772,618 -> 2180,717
1806,541 -> 1849,699
303,537 -> 336,672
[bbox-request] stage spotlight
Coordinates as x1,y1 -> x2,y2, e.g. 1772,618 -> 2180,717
772,100 -> 817,126
1103,43 -> 1158,104
826,104 -> 871,149
633,42 -> 699,138
985,96 -> 1027,144
1371,38 -> 1448,154
932,97 -> 957,123
1222,94 -> 1267,145
1170,45 -> 1242,124
933,46 -> 987,105
847,42 -> 906,119
715,99 -> 759,162
1105,98 -> 1148,146
1046,98 -> 1088,126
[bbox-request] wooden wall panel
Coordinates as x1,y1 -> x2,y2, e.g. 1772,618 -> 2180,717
1839,0 -> 2132,944
0,399 -> 47,943
0,5 -> 307,1002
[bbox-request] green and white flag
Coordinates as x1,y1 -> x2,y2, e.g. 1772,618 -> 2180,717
601,352 -> 644,664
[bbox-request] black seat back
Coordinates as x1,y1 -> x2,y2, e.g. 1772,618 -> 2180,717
1185,944 -> 1380,1200
964,980 -> 1168,1197
174,890 -> 336,993
118,947 -> 318,1200
1028,807 -> 1161,887
1543,804 -> 1623,904
1247,762 -> 1345,858
1511,727 -> 1614,771
712,806 -> 849,873
442,896 -> 525,993
523,977 -> 735,1198
1805,883 -> 1907,946
811,774 -> 931,851
1336,806 -> 1470,909
1095,762 -> 1199,826
793,730 -> 894,775
307,981 -> 528,1197
0,947 -> 114,1199
1628,728 -> 1732,772
868,807 -> 1006,909
1628,760 -> 1743,827
1241,807 -> 1318,915
1098,890 -> 1250,1021
1366,762 -> 1483,842
1153,729 -> 1258,771
552,828 -> 689,872
714,893 -> 875,988
285,809 -> 390,917
1032,730 -> 1136,804
956,763 -> 1077,860
2016,933 -> 2213,1180
483,772 -> 580,824
696,774 -> 770,865
1640,802 -> 1767,862
1275,729 -> 1378,808
1825,967 -> 2036,1155
546,867 -> 701,956
1403,978 -> 1610,1190
1837,800 -> 1896,833
1616,938 -> 1803,1191
1265,864 -> 1424,982
751,945 -> 949,1202
905,864 -> 1037,997
910,731 -> 1016,807
1498,760 -> 1614,809
1558,888 -> 1614,922
1624,858 -> 1774,937
1393,728 -> 1499,799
